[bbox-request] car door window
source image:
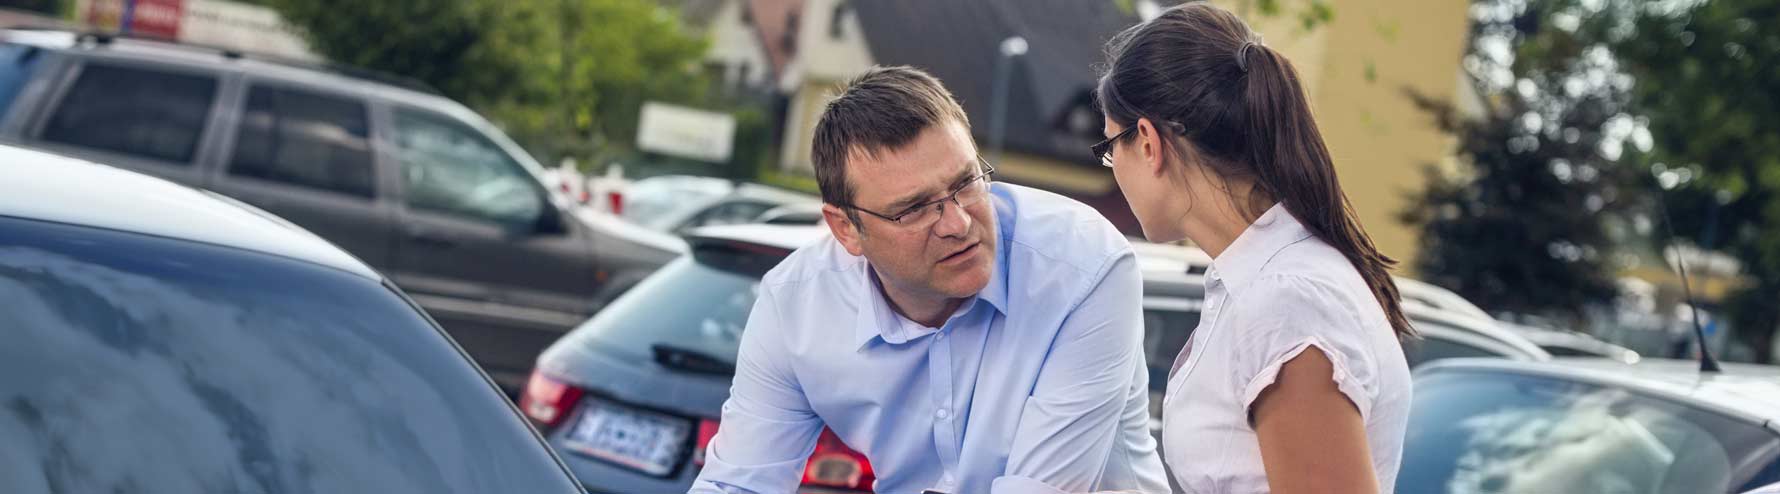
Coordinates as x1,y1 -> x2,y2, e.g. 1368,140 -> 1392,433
683,201 -> 774,231
40,63 -> 217,164
1142,306 -> 1202,390
228,84 -> 375,198
0,43 -> 43,119
1406,333 -> 1504,368
390,109 -> 542,226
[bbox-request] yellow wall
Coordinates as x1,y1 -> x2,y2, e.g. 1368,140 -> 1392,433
1221,0 -> 1471,271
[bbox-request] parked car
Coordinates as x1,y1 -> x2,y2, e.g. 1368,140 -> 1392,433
0,29 -> 681,392
1396,276 -> 1496,322
1399,357 -> 1780,494
618,175 -> 819,234
0,144 -> 587,493
755,201 -> 826,226
526,224 -> 1550,492
1504,321 -> 1643,363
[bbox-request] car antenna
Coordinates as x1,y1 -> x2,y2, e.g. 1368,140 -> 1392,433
1654,177 -> 1721,373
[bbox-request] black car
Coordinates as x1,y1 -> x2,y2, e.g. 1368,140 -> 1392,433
0,29 -> 681,392
0,144 -> 586,493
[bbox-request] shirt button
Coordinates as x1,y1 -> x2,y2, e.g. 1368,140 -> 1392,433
936,408 -> 950,420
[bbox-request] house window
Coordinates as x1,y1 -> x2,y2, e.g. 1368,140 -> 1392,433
830,2 -> 850,39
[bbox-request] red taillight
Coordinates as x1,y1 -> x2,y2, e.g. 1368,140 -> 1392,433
692,422 -> 875,492
607,191 -> 624,215
519,371 -> 583,430
803,428 -> 875,491
692,418 -> 721,466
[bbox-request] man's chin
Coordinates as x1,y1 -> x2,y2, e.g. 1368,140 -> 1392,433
935,266 -> 992,299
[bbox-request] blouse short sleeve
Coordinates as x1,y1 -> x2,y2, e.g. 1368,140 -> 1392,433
1227,274 -> 1382,422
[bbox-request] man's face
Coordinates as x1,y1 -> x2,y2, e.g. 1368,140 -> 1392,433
826,121 -> 997,302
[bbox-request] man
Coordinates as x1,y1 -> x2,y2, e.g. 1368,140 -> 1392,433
690,66 -> 1167,494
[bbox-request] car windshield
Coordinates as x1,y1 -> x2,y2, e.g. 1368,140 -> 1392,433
572,250 -> 770,367
0,217 -> 581,494
622,179 -> 728,231
1398,369 -> 1780,494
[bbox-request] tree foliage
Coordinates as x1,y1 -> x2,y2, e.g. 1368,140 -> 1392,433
1403,0 -> 1643,323
265,0 -> 712,164
1609,0 -> 1780,362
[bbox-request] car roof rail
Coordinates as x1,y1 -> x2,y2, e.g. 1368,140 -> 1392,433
53,29 -> 443,96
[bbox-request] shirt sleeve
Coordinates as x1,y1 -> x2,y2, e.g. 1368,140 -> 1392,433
1229,275 -> 1381,423
993,252 -> 1146,493
688,287 -> 825,494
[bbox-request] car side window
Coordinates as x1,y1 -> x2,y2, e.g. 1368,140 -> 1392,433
1142,307 -> 1202,391
389,109 -> 542,226
228,84 -> 375,198
684,201 -> 774,231
1405,334 -> 1500,368
40,63 -> 217,164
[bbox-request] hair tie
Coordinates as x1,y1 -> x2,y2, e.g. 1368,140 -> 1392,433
1235,40 -> 1260,72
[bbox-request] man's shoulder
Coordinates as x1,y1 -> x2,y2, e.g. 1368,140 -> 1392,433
995,183 -> 1132,275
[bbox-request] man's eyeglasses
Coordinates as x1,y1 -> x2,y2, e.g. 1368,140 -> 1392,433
841,157 -> 996,230
1092,125 -> 1137,168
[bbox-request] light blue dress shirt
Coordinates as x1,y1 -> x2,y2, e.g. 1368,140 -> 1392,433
690,183 -> 1168,494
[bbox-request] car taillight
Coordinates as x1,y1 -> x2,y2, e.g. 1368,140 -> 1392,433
519,371 -> 583,430
607,191 -> 624,215
692,418 -> 721,466
803,428 -> 875,491
691,422 -> 875,492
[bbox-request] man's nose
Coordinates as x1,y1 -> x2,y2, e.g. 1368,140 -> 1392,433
932,199 -> 972,238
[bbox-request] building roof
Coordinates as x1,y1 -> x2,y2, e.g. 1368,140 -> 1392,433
0,145 -> 379,280
852,0 -> 1162,163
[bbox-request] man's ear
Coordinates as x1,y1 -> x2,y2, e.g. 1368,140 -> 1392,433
823,204 -> 865,256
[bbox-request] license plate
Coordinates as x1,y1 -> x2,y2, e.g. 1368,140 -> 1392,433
563,399 -> 692,476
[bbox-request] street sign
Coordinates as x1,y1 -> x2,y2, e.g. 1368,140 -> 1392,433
636,102 -> 736,164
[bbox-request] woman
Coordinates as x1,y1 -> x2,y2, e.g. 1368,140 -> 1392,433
1095,4 -> 1414,493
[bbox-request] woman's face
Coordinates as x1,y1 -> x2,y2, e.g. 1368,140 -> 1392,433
1104,117 -> 1192,243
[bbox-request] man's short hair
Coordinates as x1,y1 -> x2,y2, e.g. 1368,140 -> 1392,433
812,66 -> 973,216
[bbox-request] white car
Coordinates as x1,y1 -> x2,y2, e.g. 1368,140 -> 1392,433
1401,357 -> 1780,494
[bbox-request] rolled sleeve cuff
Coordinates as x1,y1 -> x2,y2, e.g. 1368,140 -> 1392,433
991,475 -> 1072,494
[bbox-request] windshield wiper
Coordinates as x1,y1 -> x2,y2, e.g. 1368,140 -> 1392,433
651,344 -> 736,376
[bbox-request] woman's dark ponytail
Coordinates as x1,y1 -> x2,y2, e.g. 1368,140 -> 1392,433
1242,44 -> 1413,340
1099,3 -> 1414,339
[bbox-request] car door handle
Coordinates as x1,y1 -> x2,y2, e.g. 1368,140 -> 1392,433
406,228 -> 457,249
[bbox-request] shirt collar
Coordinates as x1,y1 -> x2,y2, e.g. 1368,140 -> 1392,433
851,196 -> 1011,350
1205,203 -> 1313,289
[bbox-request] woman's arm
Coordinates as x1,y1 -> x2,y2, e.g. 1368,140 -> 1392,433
1252,347 -> 1380,494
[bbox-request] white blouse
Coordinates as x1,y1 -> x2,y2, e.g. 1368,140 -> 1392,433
1161,204 -> 1412,493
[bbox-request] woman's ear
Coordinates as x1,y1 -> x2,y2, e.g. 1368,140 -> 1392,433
1136,117 -> 1169,178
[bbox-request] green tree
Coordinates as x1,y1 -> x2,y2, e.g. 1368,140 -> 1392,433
264,0 -> 711,165
1608,0 -> 1780,363
1402,0 -> 1645,323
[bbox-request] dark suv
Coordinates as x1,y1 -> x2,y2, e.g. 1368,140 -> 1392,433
0,30 -> 680,391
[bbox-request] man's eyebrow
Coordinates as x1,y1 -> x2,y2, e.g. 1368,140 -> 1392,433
887,165 -> 976,211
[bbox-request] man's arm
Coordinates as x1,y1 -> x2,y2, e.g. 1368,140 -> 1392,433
689,288 -> 825,494
993,253 -> 1146,494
